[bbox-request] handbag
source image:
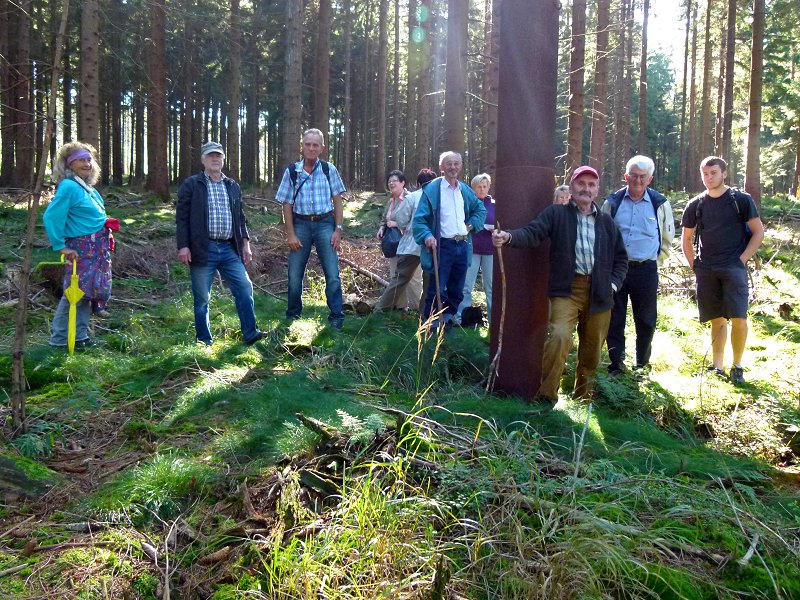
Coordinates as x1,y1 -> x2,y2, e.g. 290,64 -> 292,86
380,226 -> 402,258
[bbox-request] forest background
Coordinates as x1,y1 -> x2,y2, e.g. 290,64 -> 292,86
2,0 -> 799,200
4,0 -> 800,596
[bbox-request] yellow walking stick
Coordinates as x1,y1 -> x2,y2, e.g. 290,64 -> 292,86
61,254 -> 84,355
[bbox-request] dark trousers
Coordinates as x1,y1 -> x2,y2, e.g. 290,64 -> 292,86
606,260 -> 658,368
424,238 -> 469,320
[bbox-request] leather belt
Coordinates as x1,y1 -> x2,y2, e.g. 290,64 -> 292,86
293,210 -> 334,221
443,234 -> 468,242
629,259 -> 655,266
210,238 -> 233,242
574,273 -> 592,281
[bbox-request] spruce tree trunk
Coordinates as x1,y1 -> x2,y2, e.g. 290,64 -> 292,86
589,0 -> 610,174
745,0 -> 765,207
415,0 -> 433,172
0,0 -> 14,186
227,0 -> 242,180
688,2 -> 699,188
444,0 -> 468,152
179,6 -> 195,183
390,0 -> 401,169
62,34 -> 72,143
404,0 -> 419,178
375,0 -> 388,188
566,0 -> 586,174
79,0 -> 100,148
699,1 -> 713,161
715,14 -> 726,156
678,0 -> 690,188
721,0 -> 736,161
313,0 -> 331,138
637,0 -> 649,154
281,0 -> 303,173
15,0 -> 34,188
146,0 -> 170,200
342,0 -> 353,184
480,0 -> 500,176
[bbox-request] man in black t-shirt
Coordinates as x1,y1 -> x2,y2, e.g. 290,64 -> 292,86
681,156 -> 764,384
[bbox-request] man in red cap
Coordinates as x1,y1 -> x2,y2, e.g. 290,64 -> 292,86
492,165 -> 628,407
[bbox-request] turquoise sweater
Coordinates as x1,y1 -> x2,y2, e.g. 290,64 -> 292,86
43,178 -> 107,250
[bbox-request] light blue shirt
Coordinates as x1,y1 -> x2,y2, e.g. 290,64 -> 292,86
614,189 -> 660,261
275,159 -> 346,215
43,178 -> 107,250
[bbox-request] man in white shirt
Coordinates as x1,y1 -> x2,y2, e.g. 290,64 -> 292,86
412,151 -> 487,325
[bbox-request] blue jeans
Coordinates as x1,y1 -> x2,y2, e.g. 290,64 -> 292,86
286,216 -> 344,324
190,240 -> 259,344
606,260 -> 658,368
457,253 -> 493,323
424,238 -> 469,320
50,297 -> 91,346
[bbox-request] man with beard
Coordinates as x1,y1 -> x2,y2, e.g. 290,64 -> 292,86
492,166 -> 628,406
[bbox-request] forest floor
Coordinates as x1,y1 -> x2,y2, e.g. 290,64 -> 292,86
0,187 -> 799,599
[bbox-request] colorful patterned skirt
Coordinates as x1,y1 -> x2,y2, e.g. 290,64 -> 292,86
62,228 -> 113,313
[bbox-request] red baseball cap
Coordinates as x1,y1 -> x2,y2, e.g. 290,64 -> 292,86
570,165 -> 599,182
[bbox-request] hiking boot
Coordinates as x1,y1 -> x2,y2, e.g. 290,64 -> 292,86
525,395 -> 557,414
244,330 -> 267,345
75,338 -> 107,349
729,365 -> 745,385
705,365 -> 727,378
607,363 -> 625,377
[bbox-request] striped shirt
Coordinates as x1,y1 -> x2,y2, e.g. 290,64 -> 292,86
574,202 -> 597,275
275,159 -> 347,215
206,173 -> 233,240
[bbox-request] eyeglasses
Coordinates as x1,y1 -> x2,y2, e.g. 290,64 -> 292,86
387,178 -> 401,184
626,173 -> 650,181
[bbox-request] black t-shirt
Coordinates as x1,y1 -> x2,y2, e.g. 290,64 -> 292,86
681,188 -> 759,268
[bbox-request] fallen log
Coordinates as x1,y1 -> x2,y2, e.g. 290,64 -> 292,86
338,256 -> 389,287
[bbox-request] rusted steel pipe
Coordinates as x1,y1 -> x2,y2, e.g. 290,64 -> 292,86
489,0 -> 559,398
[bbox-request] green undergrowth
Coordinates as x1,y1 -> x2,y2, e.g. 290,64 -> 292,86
1,192 -> 800,597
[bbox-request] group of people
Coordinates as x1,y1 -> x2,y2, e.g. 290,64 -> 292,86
492,155 -> 763,406
373,151 -> 495,329
43,133 -> 764,410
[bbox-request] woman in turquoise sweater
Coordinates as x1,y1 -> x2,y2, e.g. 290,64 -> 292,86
43,142 -> 114,348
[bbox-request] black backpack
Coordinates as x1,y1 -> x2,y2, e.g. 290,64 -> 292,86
693,187 -> 753,253
287,160 -> 332,202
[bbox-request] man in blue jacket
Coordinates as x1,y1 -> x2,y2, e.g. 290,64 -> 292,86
176,141 -> 264,346
492,166 -> 628,405
413,151 -> 487,326
601,155 -> 675,375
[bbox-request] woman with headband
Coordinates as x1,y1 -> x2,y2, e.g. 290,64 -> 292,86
43,142 -> 117,349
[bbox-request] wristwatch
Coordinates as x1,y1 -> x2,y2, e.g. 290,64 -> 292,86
336,224 -> 343,230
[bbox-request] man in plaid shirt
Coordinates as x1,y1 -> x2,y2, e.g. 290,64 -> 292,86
177,141 -> 265,346
276,129 -> 347,329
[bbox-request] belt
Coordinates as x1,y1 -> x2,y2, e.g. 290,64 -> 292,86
293,210 -> 334,221
629,259 -> 655,266
442,234 -> 468,242
210,237 -> 233,242
573,273 -> 592,281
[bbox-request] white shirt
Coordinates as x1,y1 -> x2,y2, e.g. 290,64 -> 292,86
439,179 -> 468,238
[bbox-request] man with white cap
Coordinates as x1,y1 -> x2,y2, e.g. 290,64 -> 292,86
492,165 -> 628,406
176,141 -> 265,346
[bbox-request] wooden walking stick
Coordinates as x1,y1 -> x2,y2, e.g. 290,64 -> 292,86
486,222 -> 507,392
